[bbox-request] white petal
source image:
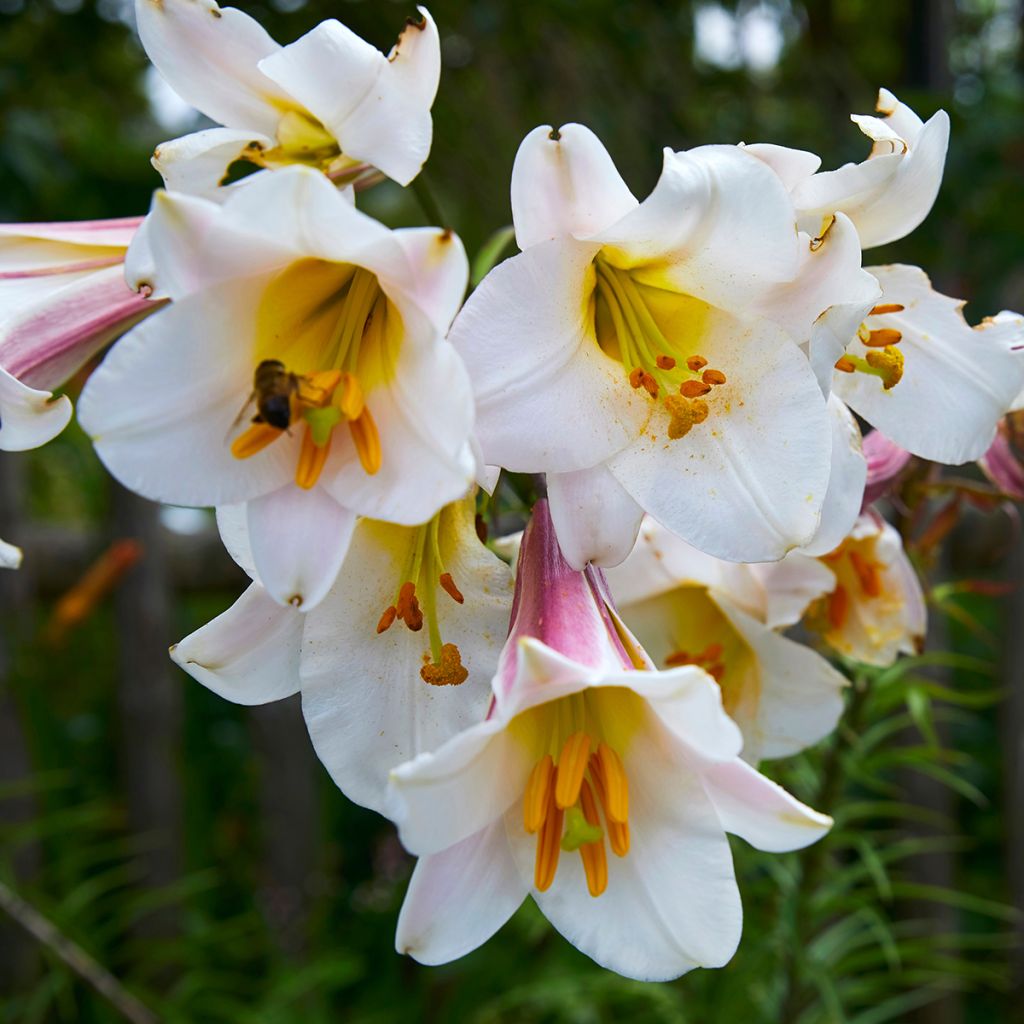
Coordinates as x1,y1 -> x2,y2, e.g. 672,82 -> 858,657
740,142 -> 821,190
152,126 -> 275,200
607,320 -> 831,561
747,553 -> 836,630
170,581 -> 302,704
391,227 -> 469,335
0,216 -> 139,252
547,463 -> 644,570
800,395 -> 866,558
593,145 -> 799,312
300,505 -> 512,814
792,91 -> 950,249
0,366 -> 71,451
702,757 -> 832,851
136,0 -> 287,136
510,123 -> 637,249
449,238 -> 648,473
396,819 -> 526,965
258,10 -> 440,185
388,718 -> 534,856
0,536 -> 23,569
215,504 -> 257,580
714,595 -> 846,762
833,265 -> 1024,464
510,729 -> 742,980
78,284 -> 296,506
246,484 -> 355,610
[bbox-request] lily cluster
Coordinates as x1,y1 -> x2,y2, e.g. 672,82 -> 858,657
1,0 -> 1021,981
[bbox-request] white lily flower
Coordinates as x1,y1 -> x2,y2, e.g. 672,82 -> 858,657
605,518 -> 846,763
790,88 -> 950,249
0,217 -> 158,453
137,0 -> 440,196
451,123 -> 877,567
79,166 -> 476,609
800,512 -> 926,667
172,494 -> 513,815
832,266 -> 1024,464
388,501 -> 831,981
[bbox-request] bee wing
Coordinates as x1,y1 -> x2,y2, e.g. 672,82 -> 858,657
224,389 -> 259,444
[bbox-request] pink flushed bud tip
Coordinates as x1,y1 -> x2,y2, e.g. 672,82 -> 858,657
978,430 -> 1024,501
862,430 -> 912,509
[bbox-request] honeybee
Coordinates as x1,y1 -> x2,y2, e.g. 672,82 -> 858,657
228,359 -> 306,439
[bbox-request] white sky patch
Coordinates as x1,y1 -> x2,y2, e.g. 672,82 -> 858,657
145,66 -> 199,133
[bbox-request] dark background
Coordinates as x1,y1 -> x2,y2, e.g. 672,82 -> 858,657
0,1 -> 1022,1021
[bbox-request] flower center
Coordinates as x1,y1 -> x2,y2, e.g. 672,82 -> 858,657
834,303 -> 906,390
375,514 -> 469,686
808,539 -> 887,632
229,264 -> 396,488
592,255 -> 727,440
522,692 -> 632,899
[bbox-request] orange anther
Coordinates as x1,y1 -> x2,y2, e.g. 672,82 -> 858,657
439,572 -> 465,604
230,422 -> 282,460
419,643 -> 469,686
680,379 -> 712,398
376,605 -> 397,633
338,371 -> 365,420
628,367 -> 645,389
350,408 -> 381,475
863,328 -> 902,348
665,650 -> 691,666
849,550 -> 882,598
656,354 -> 676,370
690,399 -> 709,424
702,643 -> 724,661
870,303 -> 905,315
686,355 -> 708,372
523,755 -> 554,834
578,780 -> 608,897
640,372 -> 660,398
834,356 -> 857,373
828,584 -> 849,630
597,743 -> 628,824
702,368 -> 727,386
295,425 -> 331,489
534,789 -> 563,892
396,581 -> 423,631
555,732 -> 591,809
589,755 -> 630,857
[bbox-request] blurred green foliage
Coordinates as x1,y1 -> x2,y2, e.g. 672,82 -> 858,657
1,0 -> 1022,1021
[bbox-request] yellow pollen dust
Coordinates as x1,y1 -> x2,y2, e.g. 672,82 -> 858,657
230,267 -> 393,488
376,514 -> 469,686
524,720 -> 631,898
593,255 -> 725,442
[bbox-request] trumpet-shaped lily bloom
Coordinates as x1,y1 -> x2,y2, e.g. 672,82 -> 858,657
79,166 -> 476,609
790,88 -> 950,250
604,519 -> 846,763
172,494 -> 513,814
801,512 -> 926,667
450,123 -> 877,567
388,501 -> 831,981
831,267 -> 1024,465
0,217 -> 158,452
137,0 -> 440,196
862,429 -> 913,506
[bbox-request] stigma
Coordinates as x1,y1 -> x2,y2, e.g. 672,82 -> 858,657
593,255 -> 726,441
376,514 -> 469,686
523,706 -> 631,898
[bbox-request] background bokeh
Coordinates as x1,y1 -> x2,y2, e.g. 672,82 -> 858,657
1,1 -> 1023,1021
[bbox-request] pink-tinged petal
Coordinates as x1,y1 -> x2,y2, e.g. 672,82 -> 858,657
396,819 -> 526,965
862,429 -> 912,506
979,430 -> 1024,500
594,145 -> 800,313
0,366 -> 72,452
713,595 -> 846,762
151,126 -> 275,200
0,265 -> 158,391
0,537 -> 22,569
547,463 -> 644,570
834,266 -> 1024,464
246,483 -> 356,610
450,237 -> 649,474
0,216 -> 141,252
258,9 -> 440,185
702,758 -> 832,851
136,0 -> 288,137
391,227 -> 469,336
170,581 -> 302,704
740,142 -> 821,190
511,123 -> 637,249
800,395 -> 866,558
509,722 -> 742,980
607,324 -> 831,562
